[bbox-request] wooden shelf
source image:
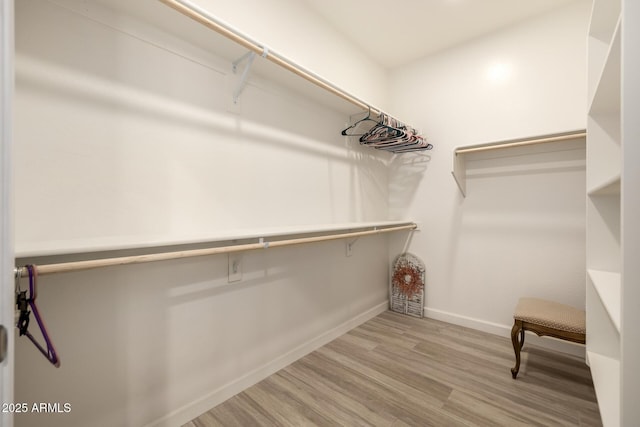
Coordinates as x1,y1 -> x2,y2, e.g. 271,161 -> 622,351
588,269 -> 621,332
587,351 -> 620,427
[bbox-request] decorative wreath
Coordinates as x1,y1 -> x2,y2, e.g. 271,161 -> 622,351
392,258 -> 423,299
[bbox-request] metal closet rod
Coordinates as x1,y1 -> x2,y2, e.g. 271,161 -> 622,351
158,0 -> 381,116
15,224 -> 417,277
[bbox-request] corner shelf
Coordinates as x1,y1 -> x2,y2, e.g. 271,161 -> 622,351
451,130 -> 586,197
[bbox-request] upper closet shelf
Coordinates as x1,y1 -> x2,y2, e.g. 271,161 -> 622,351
451,130 -> 586,197
160,0 -> 373,112
60,0 -> 430,153
157,0 -> 430,153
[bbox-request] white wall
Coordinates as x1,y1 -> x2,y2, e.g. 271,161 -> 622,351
388,1 -> 590,344
13,1 -> 394,426
15,239 -> 391,427
12,0 -> 593,425
191,0 -> 389,109
14,0 -> 391,254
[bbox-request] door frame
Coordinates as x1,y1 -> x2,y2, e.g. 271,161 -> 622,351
1,1 -> 15,426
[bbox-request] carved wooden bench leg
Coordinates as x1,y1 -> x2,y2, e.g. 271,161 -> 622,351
511,320 -> 524,379
510,297 -> 586,380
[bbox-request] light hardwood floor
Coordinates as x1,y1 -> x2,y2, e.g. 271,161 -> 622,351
184,311 -> 601,426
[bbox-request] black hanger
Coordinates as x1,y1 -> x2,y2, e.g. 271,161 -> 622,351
341,107 -> 380,136
342,108 -> 434,153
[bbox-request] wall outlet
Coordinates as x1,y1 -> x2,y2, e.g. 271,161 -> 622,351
228,254 -> 243,282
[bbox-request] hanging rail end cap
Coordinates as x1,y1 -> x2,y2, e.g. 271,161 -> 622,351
14,265 -> 34,278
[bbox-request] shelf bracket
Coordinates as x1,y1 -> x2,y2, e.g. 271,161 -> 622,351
452,152 -> 467,197
231,46 -> 269,104
231,50 -> 257,104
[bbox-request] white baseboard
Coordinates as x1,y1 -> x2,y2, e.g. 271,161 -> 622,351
424,307 -> 585,358
146,301 -> 389,427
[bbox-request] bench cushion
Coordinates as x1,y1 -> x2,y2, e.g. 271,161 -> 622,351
514,297 -> 585,334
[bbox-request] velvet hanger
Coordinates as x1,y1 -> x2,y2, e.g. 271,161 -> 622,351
16,265 -> 60,367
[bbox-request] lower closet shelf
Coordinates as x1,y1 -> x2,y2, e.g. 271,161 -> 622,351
15,221 -> 418,276
587,350 -> 620,427
15,221 -> 417,258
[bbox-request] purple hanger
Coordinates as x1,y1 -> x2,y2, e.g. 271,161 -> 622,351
17,265 -> 60,368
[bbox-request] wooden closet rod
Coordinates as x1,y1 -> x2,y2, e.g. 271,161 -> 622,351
15,224 -> 417,276
455,131 -> 586,155
159,0 -> 380,116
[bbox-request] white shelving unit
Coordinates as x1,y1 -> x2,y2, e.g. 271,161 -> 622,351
586,1 -> 640,425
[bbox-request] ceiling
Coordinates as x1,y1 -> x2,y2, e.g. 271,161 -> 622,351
301,0 -> 582,68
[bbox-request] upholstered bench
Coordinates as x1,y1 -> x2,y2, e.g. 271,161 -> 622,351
510,297 -> 586,379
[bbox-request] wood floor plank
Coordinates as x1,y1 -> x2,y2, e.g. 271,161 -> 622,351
337,338 -> 583,426
274,367 -> 396,426
283,361 -> 398,426
294,352 -> 452,426
185,311 -> 602,427
201,393 -> 281,427
350,322 -> 420,349
374,335 -> 595,424
316,344 -> 450,409
337,330 -> 379,351
443,389 -> 542,427
243,379 -> 334,426
322,339 -> 453,404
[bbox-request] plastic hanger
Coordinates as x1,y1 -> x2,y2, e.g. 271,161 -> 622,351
16,265 -> 60,367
